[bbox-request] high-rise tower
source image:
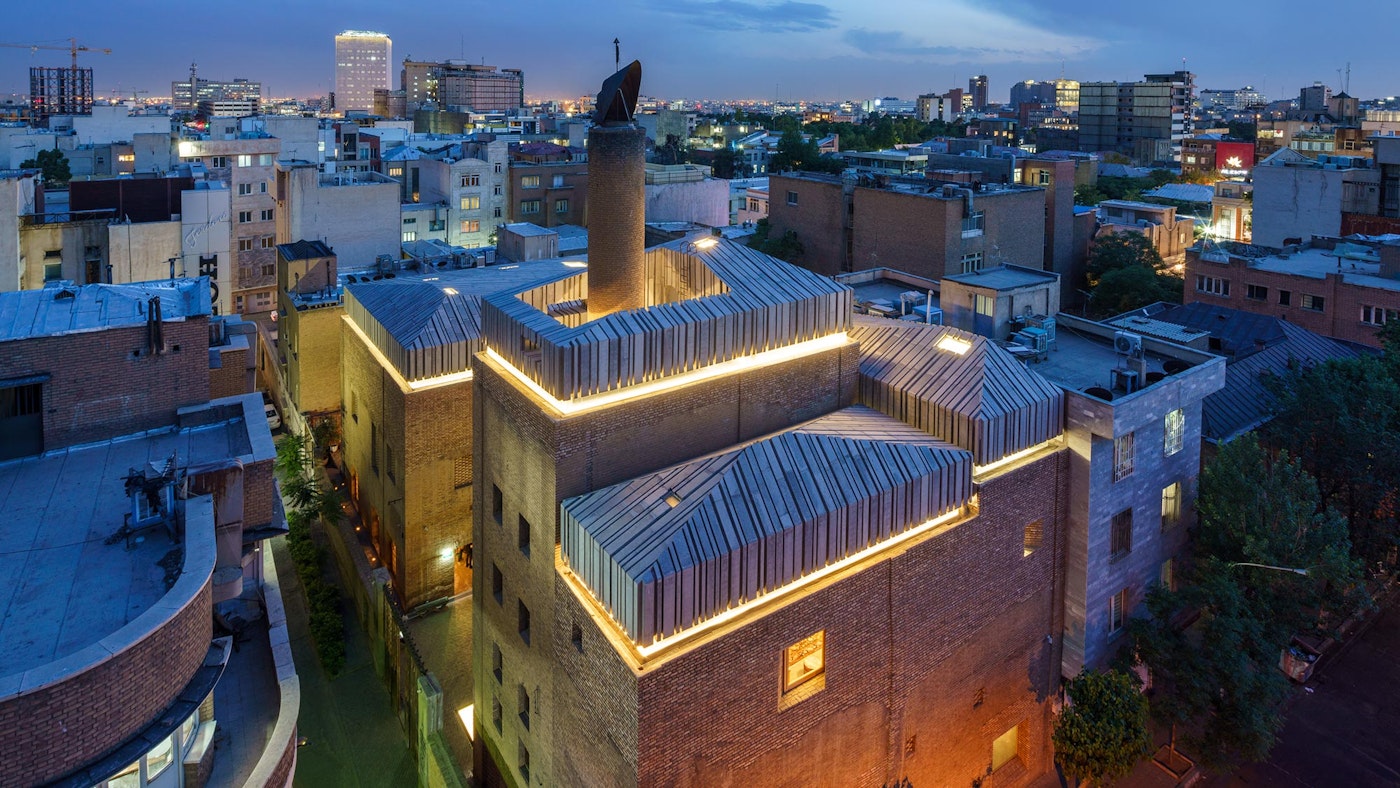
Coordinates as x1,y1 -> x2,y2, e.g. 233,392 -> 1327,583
334,30 -> 391,114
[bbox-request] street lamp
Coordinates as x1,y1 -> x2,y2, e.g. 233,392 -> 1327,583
1228,561 -> 1309,576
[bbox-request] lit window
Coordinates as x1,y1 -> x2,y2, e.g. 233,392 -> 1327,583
1023,519 -> 1043,557
992,724 -> 1021,771
1163,408 -> 1184,456
146,734 -> 175,780
552,174 -> 565,188
181,710 -> 200,755
237,154 -> 252,167
461,220 -> 481,233
461,173 -> 480,187
974,293 -> 994,316
936,335 -> 972,355
1109,588 -> 1128,634
521,175 -> 540,189
783,630 -> 825,695
520,199 -> 541,215
1111,509 -> 1133,559
1161,481 -> 1181,530
1301,294 -> 1325,312
460,195 -> 480,211
1113,432 -> 1135,481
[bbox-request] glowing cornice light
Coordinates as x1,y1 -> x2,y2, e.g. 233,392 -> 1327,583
563,261 -> 588,268
443,287 -> 459,295
621,505 -> 969,658
343,315 -> 474,392
936,336 -> 973,355
972,437 -> 1062,478
485,332 -> 849,416
693,236 -> 718,250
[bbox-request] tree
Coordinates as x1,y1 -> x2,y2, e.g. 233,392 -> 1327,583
1263,355 -> 1400,565
655,133 -> 689,166
710,147 -> 749,180
20,148 -> 71,185
1090,265 -> 1181,317
767,129 -> 843,175
747,218 -> 803,263
1087,233 -> 1165,285
1054,669 -> 1153,786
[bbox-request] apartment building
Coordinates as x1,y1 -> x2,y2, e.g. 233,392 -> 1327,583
335,31 -> 392,114
401,60 -> 524,113
766,172 -> 1045,282
415,138 -> 511,248
508,152 -> 587,228
1184,236 -> 1400,349
274,161 -> 400,272
1079,72 -> 1193,163
1095,200 -> 1196,264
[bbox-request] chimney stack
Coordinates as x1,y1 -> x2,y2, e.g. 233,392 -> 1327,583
586,61 -> 645,320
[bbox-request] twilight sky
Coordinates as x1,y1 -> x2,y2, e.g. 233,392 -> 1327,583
2,0 -> 1398,103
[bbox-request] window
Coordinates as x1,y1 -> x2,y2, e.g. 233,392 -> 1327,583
1111,509 -> 1133,558
260,209 -> 274,221
1160,558 -> 1175,591
386,443 -> 396,483
992,724 -> 1021,771
253,291 -> 272,309
552,174 -> 565,188
1163,408 -> 1184,456
782,630 -> 825,695
44,262 -> 62,281
1278,290 -> 1291,306
461,220 -> 481,234
389,167 -> 404,178
786,190 -> 798,206
1301,294 -> 1325,312
261,236 -> 275,249
210,156 -> 228,168
117,153 -> 135,163
1023,519 -> 1043,557
554,198 -> 569,214
181,710 -> 200,756
1195,275 -> 1230,296
1038,169 -> 1051,185
518,743 -> 531,783
1113,432 -> 1135,481
492,695 -> 503,732
520,199 -> 541,215
370,422 -> 380,474
492,564 -> 503,603
492,643 -> 503,682
260,153 -> 274,166
492,484 -> 503,523
453,456 -> 471,488
518,685 -> 531,729
461,173 -> 480,187
261,263 -> 275,277
521,175 -> 540,189
109,761 -> 139,787
1362,305 -> 1399,326
238,183 -> 252,195
146,734 -> 175,780
238,211 -> 252,223
1109,588 -> 1128,634
402,231 -> 417,243
1161,481 -> 1181,530
460,195 -> 480,211
975,294 -> 994,317
960,251 -> 984,273
237,154 -> 252,167
493,206 -> 502,218
518,600 -> 531,644
571,622 -> 584,652
961,210 -> 985,237
493,183 -> 503,196
1246,284 -> 1268,300
518,516 -> 531,557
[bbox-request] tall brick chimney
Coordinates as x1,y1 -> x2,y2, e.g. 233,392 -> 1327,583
587,61 -> 645,320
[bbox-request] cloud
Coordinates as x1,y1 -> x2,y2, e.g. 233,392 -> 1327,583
842,26 -> 1098,63
660,1 -> 838,33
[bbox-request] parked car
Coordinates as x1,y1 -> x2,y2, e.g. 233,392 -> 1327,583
264,402 -> 281,431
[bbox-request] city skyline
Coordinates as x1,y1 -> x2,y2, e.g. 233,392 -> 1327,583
0,0 -> 1397,103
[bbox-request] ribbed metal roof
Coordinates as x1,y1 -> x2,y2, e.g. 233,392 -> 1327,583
852,317 -> 1064,465
0,279 -> 209,343
561,406 -> 972,644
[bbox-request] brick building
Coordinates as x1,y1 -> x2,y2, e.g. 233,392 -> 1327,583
1095,200 -> 1197,264
0,278 -> 295,787
471,68 -> 1072,788
766,172 -> 1045,282
508,146 -> 588,228
1184,236 -> 1400,349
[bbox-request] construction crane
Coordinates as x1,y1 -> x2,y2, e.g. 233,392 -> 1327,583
0,37 -> 111,70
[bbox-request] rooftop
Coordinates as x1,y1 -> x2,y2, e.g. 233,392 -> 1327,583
1199,240 -> 1400,292
0,396 -> 260,679
1032,316 -> 1196,399
561,405 -> 973,646
0,279 -> 210,343
276,240 -> 333,261
944,263 -> 1059,291
1142,183 -> 1215,203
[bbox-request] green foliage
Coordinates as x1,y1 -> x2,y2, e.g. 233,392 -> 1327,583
1091,266 -> 1182,317
709,147 -> 749,180
1226,121 -> 1257,142
286,502 -> 346,676
310,417 -> 340,456
767,129 -> 843,175
275,433 -> 311,480
1263,354 -> 1400,566
1053,669 -> 1153,784
654,133 -> 689,166
747,218 -> 803,263
20,148 -> 71,185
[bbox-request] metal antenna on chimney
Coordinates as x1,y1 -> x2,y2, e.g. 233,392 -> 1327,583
614,38 -> 620,72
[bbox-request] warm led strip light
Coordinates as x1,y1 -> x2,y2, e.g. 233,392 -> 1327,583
972,437 -> 1062,478
629,505 -> 967,658
485,331 -> 850,415
343,315 -> 475,392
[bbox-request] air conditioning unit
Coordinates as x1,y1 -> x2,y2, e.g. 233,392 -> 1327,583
1114,331 -> 1143,357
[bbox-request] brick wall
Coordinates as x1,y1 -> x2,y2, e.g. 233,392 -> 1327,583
209,344 -> 251,400
0,577 -> 212,787
0,317 -> 212,452
545,450 -> 1067,788
473,340 -> 861,788
766,175 -> 847,276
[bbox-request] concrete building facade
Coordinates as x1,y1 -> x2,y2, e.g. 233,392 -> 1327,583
274,162 -> 400,273
1251,148 -> 1379,247
335,31 -> 392,114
